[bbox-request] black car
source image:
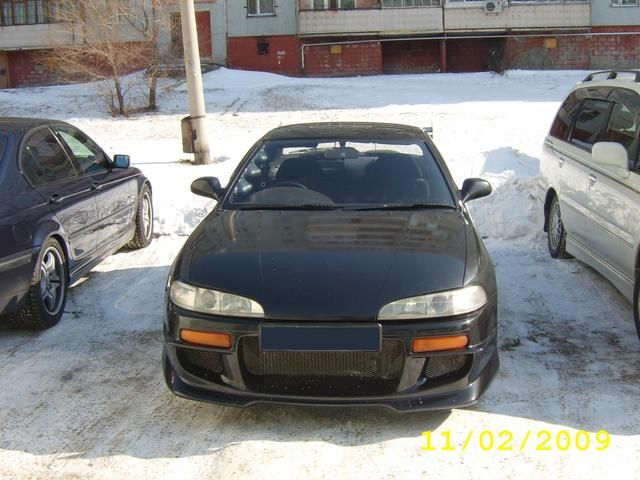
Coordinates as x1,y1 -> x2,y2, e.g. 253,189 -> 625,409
164,122 -> 498,411
0,118 -> 153,329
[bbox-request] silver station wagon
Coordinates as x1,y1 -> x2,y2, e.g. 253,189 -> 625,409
538,70 -> 640,339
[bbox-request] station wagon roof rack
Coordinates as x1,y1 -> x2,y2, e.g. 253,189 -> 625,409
583,70 -> 640,82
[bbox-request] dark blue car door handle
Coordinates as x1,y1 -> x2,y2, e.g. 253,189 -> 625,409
90,182 -> 102,191
48,194 -> 60,205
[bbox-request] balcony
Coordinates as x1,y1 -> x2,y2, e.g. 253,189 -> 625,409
444,1 -> 591,32
298,6 -> 444,37
0,23 -> 75,50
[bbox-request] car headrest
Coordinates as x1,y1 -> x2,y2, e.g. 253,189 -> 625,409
365,155 -> 421,180
276,157 -> 323,182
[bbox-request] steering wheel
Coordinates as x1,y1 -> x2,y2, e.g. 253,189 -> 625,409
272,181 -> 308,189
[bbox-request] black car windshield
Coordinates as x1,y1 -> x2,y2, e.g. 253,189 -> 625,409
225,138 -> 455,209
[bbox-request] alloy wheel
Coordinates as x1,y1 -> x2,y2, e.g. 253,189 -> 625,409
39,246 -> 66,316
549,200 -> 563,251
142,192 -> 153,240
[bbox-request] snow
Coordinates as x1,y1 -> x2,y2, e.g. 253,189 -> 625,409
2,68 -> 640,479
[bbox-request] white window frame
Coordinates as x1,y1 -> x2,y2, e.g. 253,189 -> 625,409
313,0 -> 356,9
247,0 -> 275,16
382,0 -> 441,7
611,0 -> 640,6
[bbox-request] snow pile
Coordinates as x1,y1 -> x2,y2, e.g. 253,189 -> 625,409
466,147 -> 543,241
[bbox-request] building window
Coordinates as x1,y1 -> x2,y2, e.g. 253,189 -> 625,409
248,0 -> 275,15
382,0 -> 440,6
509,0 -> 587,2
313,0 -> 356,9
0,0 -> 50,26
611,0 -> 640,5
257,41 -> 269,55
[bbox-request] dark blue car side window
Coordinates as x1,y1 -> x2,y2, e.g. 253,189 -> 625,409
20,128 -> 77,186
55,126 -> 109,175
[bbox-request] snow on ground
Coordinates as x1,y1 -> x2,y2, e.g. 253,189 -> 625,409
1,68 -> 640,479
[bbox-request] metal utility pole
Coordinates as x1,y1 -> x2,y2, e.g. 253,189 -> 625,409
179,0 -> 211,164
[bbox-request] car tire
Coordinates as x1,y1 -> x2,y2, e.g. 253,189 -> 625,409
633,272 -> 640,342
547,195 -> 570,259
10,238 -> 67,330
126,184 -> 153,249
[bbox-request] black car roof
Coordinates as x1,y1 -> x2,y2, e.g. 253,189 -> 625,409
0,117 -> 56,130
262,122 -> 426,141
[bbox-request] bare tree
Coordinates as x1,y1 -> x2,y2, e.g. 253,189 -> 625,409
50,0 -> 171,115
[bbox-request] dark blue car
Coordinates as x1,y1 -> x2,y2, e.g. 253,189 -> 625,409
0,118 -> 153,329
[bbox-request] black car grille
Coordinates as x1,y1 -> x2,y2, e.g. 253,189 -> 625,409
423,354 -> 469,382
240,337 -> 404,396
177,348 -> 224,381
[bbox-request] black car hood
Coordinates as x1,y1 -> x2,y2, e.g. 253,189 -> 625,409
187,209 -> 468,320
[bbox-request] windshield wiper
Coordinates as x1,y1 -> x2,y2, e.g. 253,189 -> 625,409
346,203 -> 456,211
234,204 -> 343,211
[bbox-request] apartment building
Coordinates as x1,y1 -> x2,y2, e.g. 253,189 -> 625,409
2,0 -> 640,88
0,0 -> 222,88
591,0 -> 640,69
0,1 -> 70,87
225,0 -> 640,76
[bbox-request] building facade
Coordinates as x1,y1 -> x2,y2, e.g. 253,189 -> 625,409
2,0 -> 640,88
0,0 -> 224,88
226,0 -> 640,76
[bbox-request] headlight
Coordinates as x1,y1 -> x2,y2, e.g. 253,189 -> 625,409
378,285 -> 487,320
169,280 -> 264,318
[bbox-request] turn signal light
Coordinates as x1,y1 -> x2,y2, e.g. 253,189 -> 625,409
180,329 -> 232,349
412,335 -> 468,353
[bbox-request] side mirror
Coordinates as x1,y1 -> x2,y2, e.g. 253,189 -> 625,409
112,154 -> 130,169
191,176 -> 224,200
460,178 -> 492,203
592,142 -> 630,179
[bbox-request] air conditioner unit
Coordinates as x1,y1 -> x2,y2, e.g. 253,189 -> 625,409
484,0 -> 503,13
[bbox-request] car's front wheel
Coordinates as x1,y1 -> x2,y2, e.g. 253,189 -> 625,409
10,237 -> 67,329
126,184 -> 153,249
547,195 -> 570,259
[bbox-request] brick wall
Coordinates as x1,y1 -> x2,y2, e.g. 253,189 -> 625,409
7,50 -> 59,87
382,40 -> 440,74
6,42 -> 155,88
445,38 -> 493,72
590,26 -> 640,70
506,35 -> 589,70
303,41 -> 382,76
227,35 -> 302,76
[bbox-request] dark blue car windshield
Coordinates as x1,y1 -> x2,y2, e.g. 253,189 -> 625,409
225,138 -> 455,209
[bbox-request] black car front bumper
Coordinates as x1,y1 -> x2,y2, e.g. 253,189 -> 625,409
163,300 -> 499,412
